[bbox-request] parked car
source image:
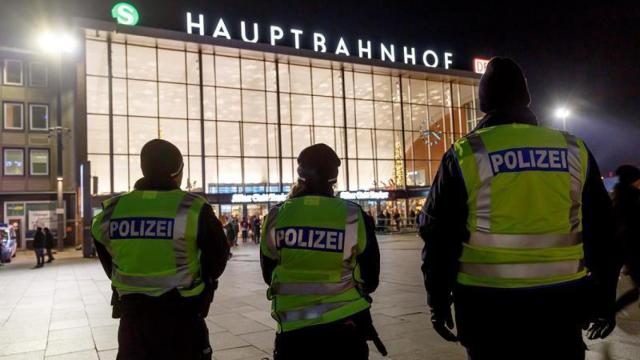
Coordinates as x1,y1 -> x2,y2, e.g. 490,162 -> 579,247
0,224 -> 17,263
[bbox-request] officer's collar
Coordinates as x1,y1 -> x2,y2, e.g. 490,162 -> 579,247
474,107 -> 538,131
133,177 -> 180,191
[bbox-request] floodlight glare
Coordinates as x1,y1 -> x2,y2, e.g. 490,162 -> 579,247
37,31 -> 77,55
554,107 -> 571,119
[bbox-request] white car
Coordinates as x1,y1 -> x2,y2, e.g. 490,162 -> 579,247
0,224 -> 17,263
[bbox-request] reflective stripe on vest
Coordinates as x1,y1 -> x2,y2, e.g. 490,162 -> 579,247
279,301 -> 357,322
469,232 -> 582,249
456,126 -> 587,288
96,191 -> 205,297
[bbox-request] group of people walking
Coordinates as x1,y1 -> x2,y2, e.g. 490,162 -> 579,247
32,227 -> 55,268
89,57 -> 637,360
220,215 -> 262,248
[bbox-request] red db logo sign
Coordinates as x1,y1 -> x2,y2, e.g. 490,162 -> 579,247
474,58 -> 489,74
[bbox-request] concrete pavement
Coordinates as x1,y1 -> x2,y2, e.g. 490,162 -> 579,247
0,234 -> 638,359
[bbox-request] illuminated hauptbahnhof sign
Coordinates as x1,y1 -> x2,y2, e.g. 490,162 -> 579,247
185,13 -> 455,70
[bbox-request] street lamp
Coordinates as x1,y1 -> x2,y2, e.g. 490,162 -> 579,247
554,106 -> 571,131
36,30 -> 77,252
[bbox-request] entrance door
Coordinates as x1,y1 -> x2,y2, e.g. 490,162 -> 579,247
7,218 -> 23,249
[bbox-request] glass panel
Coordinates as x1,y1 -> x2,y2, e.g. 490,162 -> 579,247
278,63 -> 290,93
241,59 -> 265,90
280,125 -> 292,157
290,95 -> 312,125
409,79 -> 427,104
202,86 -> 215,120
291,125 -> 311,156
344,71 -> 354,98
376,130 -> 394,159
88,154 -> 110,193
188,120 -> 202,156
244,158 -> 268,185
127,45 -> 157,80
4,60 -> 23,85
459,84 -> 474,108
346,128 -> 357,159
373,75 -> 391,101
355,100 -> 374,128
29,105 -> 48,130
353,72 -> 373,99
242,90 -> 266,122
376,160 -> 395,189
411,104 -> 427,132
204,157 -> 218,193
289,65 -> 311,94
158,49 -> 186,83
158,83 -> 187,118
201,54 -> 214,86
87,115 -> 110,154
186,52 -> 200,85
113,116 -> 127,154
267,92 -> 278,124
86,76 -> 109,114
159,118 -> 188,155
358,160 -> 374,190
243,123 -> 267,157
129,117 -> 158,154
218,157 -> 242,183
279,94 -> 291,124
314,126 -> 335,148
215,56 -> 240,88
128,80 -> 158,117
111,43 -> 126,78
188,85 -> 201,119
312,67 -> 332,96
113,78 -> 128,115
268,158 -> 279,184
427,81 -> 444,106
267,124 -> 279,157
187,156 -> 202,191
313,96 -> 333,126
113,155 -> 129,192
4,149 -> 24,176
217,122 -> 241,156
203,122 -> 216,156
348,160 -> 358,190
333,70 -> 343,97
282,158 -> 294,185
265,62 -> 277,91
216,88 -> 241,121
356,129 -> 374,158
85,40 -> 108,76
374,102 -> 393,129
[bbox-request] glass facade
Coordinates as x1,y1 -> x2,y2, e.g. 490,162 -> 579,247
85,30 -> 481,196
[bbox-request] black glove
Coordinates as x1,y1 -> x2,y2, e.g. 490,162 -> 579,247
583,316 -> 616,340
430,306 -> 458,342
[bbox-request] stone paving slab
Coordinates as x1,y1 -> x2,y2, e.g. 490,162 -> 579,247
0,234 -> 638,359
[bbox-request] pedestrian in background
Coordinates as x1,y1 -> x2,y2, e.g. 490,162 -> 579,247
33,227 -> 45,268
420,57 -> 621,360
91,139 -> 229,360
612,164 -> 640,312
241,217 -> 249,243
44,227 -> 55,263
252,216 -> 261,244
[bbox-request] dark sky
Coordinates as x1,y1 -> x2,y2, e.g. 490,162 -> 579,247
2,0 -> 639,173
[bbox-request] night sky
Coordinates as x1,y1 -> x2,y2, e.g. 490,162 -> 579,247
2,0 -> 638,173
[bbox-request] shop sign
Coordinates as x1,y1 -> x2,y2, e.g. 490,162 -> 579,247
231,193 -> 288,203
339,191 -> 390,200
185,13 -> 454,69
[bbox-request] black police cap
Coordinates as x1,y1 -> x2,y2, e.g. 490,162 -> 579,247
140,139 -> 184,179
297,143 -> 341,182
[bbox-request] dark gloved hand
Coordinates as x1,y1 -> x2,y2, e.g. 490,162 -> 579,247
430,307 -> 458,342
584,316 -> 616,340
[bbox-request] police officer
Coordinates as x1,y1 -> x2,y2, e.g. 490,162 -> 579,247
420,58 -> 622,359
260,143 -> 383,360
92,139 -> 229,360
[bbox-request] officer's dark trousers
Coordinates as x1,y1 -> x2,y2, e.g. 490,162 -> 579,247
274,317 -> 369,360
116,298 -> 211,360
454,281 -> 588,360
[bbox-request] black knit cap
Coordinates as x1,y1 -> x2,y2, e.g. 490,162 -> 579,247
616,164 -> 640,186
479,57 -> 531,113
140,139 -> 184,179
297,143 -> 341,183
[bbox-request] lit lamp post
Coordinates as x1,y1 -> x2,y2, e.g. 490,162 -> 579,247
554,106 -> 571,131
36,31 -> 76,252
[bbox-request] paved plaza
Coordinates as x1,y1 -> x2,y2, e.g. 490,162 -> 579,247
0,234 -> 638,360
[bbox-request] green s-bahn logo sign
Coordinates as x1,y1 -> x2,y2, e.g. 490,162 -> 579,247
112,2 -> 140,26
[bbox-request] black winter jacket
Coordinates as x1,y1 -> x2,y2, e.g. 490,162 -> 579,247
420,107 -> 622,317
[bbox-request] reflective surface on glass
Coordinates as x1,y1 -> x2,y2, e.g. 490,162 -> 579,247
85,31 -> 481,195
